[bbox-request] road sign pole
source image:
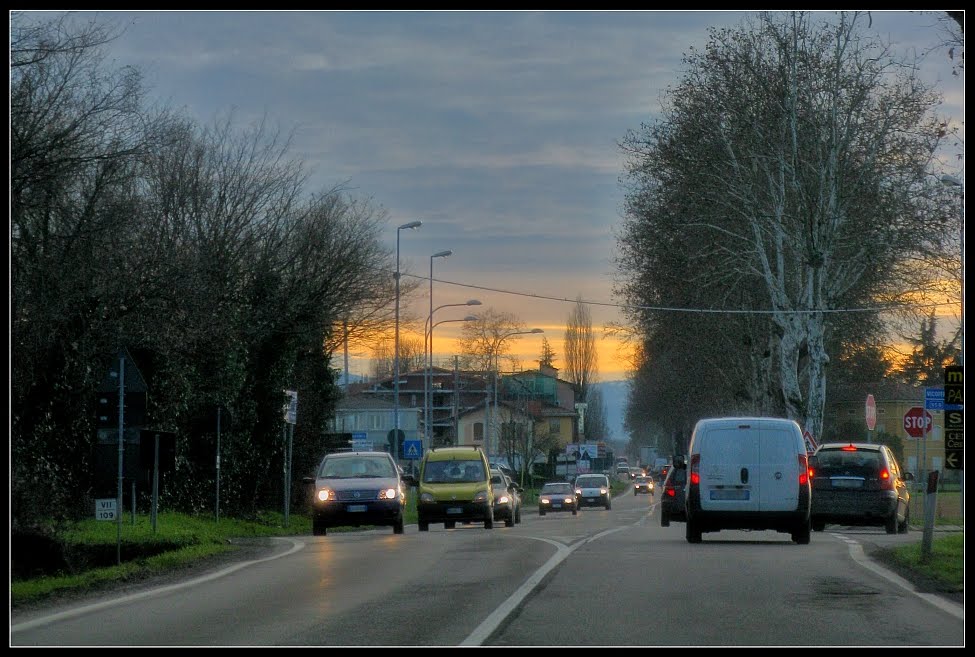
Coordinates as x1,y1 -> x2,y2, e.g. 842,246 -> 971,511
116,352 -> 125,567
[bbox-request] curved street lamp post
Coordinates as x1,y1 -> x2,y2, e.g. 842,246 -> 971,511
393,221 -> 421,462
425,250 -> 452,446
490,328 -> 544,459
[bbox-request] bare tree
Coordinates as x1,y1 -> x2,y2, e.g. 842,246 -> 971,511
563,295 -> 598,404
457,308 -> 525,372
617,11 -> 956,440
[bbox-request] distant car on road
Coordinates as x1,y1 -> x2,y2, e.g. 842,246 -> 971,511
538,481 -> 578,515
633,475 -> 654,495
809,442 -> 913,534
574,473 -> 612,510
490,469 -> 523,527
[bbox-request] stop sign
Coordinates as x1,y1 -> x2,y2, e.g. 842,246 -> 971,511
865,394 -> 877,431
903,406 -> 932,438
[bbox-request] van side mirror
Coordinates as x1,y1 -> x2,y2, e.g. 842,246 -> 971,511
302,476 -> 316,486
902,471 -> 914,481
673,458 -> 686,470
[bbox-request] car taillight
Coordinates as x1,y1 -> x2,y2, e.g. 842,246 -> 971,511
798,453 -> 808,485
689,453 -> 700,486
665,487 -> 676,497
879,468 -> 893,489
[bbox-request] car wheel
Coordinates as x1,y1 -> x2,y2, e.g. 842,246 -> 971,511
898,507 -> 910,534
539,508 -> 546,516
393,517 -> 404,535
418,521 -> 429,532
661,513 -> 670,528
515,506 -> 522,523
812,519 -> 826,532
312,520 -> 327,536
445,520 -> 456,529
606,500 -> 612,510
792,519 -> 811,545
484,516 -> 494,529
634,490 -> 638,496
885,512 -> 898,535
572,508 -> 578,516
686,517 -> 702,543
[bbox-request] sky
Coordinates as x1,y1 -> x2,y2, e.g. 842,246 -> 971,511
30,10 -> 964,382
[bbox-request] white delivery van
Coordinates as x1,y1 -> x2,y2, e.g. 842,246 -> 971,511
683,417 -> 811,544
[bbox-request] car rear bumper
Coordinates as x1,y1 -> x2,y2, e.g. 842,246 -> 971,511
811,491 -> 899,524
418,500 -> 491,523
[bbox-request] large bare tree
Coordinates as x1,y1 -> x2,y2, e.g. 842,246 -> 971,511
563,295 -> 599,404
617,11 -> 957,440
457,308 -> 526,373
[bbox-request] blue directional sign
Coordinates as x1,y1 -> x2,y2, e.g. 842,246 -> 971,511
351,431 -> 369,450
403,440 -> 422,460
925,387 -> 944,411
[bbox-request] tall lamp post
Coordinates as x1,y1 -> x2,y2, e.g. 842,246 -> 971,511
942,175 -> 964,366
491,328 -> 544,459
425,250 -> 452,446
427,315 -> 478,447
393,220 -> 421,462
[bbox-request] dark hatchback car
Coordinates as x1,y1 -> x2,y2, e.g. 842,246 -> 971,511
659,465 -> 687,527
304,451 -> 416,536
809,442 -> 913,534
538,481 -> 578,515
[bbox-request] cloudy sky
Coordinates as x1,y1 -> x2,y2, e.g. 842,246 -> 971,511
36,10 -> 964,381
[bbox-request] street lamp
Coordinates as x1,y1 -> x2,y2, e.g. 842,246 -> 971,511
393,221 -> 421,462
426,314 -> 478,448
490,328 -> 544,458
942,175 -> 964,366
425,250 -> 452,446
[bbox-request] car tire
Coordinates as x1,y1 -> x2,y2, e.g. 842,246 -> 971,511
445,520 -> 456,529
898,507 -> 910,534
606,501 -> 612,510
312,520 -> 327,536
885,512 -> 898,535
792,519 -> 811,545
686,517 -> 702,543
393,517 -> 404,535
418,521 -> 429,532
572,508 -> 577,516
515,506 -> 521,524
505,514 -> 515,527
634,490 -> 638,496
661,513 -> 670,528
812,519 -> 826,532
539,508 -> 546,516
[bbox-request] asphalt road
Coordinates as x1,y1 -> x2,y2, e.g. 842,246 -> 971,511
10,490 -> 964,647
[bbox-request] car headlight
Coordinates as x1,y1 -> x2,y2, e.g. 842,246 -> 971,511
564,497 -> 574,504
316,488 -> 334,502
377,488 -> 398,500
600,488 -> 608,494
541,498 -> 550,505
498,495 -> 510,505
473,490 -> 489,503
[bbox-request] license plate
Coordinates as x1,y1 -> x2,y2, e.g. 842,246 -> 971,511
831,478 -> 863,489
347,504 -> 367,512
710,489 -> 749,501
552,504 -> 562,509
446,507 -> 463,514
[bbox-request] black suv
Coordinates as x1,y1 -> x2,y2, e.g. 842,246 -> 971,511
809,442 -> 913,534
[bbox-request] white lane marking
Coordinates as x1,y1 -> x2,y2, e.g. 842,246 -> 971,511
11,537 -> 306,633
838,534 -> 964,621
461,526 -> 629,646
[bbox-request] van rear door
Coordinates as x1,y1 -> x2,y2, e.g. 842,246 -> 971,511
757,424 -> 801,512
697,424 -> 761,513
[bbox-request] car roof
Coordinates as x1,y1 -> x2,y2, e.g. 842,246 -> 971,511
325,451 -> 390,459
816,442 -> 882,452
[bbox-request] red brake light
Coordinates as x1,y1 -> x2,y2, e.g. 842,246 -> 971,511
666,487 -> 676,497
879,468 -> 893,489
689,453 -> 701,485
798,453 -> 808,485
841,444 -> 857,451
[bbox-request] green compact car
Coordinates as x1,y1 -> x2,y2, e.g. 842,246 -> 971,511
416,446 -> 495,531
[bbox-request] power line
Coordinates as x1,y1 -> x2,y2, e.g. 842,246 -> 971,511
395,270 -> 959,316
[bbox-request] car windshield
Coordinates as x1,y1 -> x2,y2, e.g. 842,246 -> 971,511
320,456 -> 394,479
815,449 -> 882,477
576,477 -> 604,487
423,459 -> 485,483
491,474 -> 505,485
542,483 -> 572,494
636,477 -> 650,483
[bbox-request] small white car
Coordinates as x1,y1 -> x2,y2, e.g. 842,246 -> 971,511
574,473 -> 612,510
